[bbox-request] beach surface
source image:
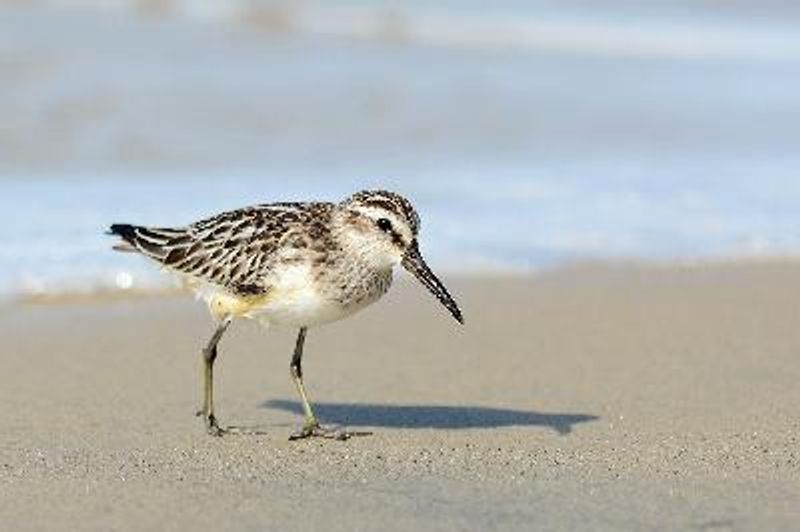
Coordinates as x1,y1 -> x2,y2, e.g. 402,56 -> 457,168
1,262 -> 798,531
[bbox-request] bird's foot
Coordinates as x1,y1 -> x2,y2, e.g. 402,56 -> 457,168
196,410 -> 226,437
289,421 -> 355,441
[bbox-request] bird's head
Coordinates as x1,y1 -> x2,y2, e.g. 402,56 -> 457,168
338,190 -> 463,324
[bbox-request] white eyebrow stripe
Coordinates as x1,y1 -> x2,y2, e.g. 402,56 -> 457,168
351,206 -> 414,244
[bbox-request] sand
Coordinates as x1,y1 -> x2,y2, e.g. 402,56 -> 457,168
1,262 -> 799,531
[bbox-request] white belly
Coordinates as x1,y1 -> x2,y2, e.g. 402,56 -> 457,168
254,275 -> 345,327
196,263 -> 385,328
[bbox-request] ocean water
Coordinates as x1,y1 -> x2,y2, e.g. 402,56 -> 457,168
1,2 -> 800,297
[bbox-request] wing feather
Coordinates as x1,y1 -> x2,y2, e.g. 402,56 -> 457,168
109,202 -> 334,295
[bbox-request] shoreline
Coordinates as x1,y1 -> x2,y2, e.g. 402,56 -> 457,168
9,255 -> 800,307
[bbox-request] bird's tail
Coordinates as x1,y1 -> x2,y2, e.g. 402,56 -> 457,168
107,223 -> 186,261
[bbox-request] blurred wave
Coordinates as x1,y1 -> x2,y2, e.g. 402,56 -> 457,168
2,1 -> 800,299
5,168 -> 800,301
33,0 -> 800,61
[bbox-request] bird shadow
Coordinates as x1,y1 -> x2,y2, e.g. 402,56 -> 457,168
261,399 -> 598,435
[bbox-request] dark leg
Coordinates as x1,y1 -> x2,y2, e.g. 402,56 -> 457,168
196,317 -> 232,436
288,327 -> 350,441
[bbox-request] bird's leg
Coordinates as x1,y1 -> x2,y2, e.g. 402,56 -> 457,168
288,327 -> 350,441
289,328 -> 316,425
196,317 -> 232,436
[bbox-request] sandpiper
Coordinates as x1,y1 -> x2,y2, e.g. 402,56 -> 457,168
108,189 -> 463,440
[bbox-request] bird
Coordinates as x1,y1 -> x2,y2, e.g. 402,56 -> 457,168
108,189 -> 463,440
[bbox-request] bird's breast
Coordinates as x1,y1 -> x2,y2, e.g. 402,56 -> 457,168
253,260 -> 391,327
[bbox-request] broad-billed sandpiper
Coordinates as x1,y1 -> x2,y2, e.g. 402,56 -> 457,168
109,190 -> 463,440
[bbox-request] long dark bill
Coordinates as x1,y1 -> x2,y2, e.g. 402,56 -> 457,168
401,241 -> 464,324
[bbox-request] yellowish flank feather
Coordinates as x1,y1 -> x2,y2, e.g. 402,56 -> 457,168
207,291 -> 274,321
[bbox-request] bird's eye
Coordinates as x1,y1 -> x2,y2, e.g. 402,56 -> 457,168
376,218 -> 393,232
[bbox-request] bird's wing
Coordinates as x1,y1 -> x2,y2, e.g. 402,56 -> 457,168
109,203 -> 332,295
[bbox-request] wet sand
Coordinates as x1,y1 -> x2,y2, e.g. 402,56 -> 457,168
1,262 -> 798,530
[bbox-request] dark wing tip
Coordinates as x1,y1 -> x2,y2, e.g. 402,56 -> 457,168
108,223 -> 190,260
108,223 -> 136,241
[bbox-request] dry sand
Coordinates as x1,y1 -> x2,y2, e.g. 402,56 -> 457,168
1,262 -> 799,531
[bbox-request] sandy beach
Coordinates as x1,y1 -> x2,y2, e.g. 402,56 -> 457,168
1,262 -> 798,531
